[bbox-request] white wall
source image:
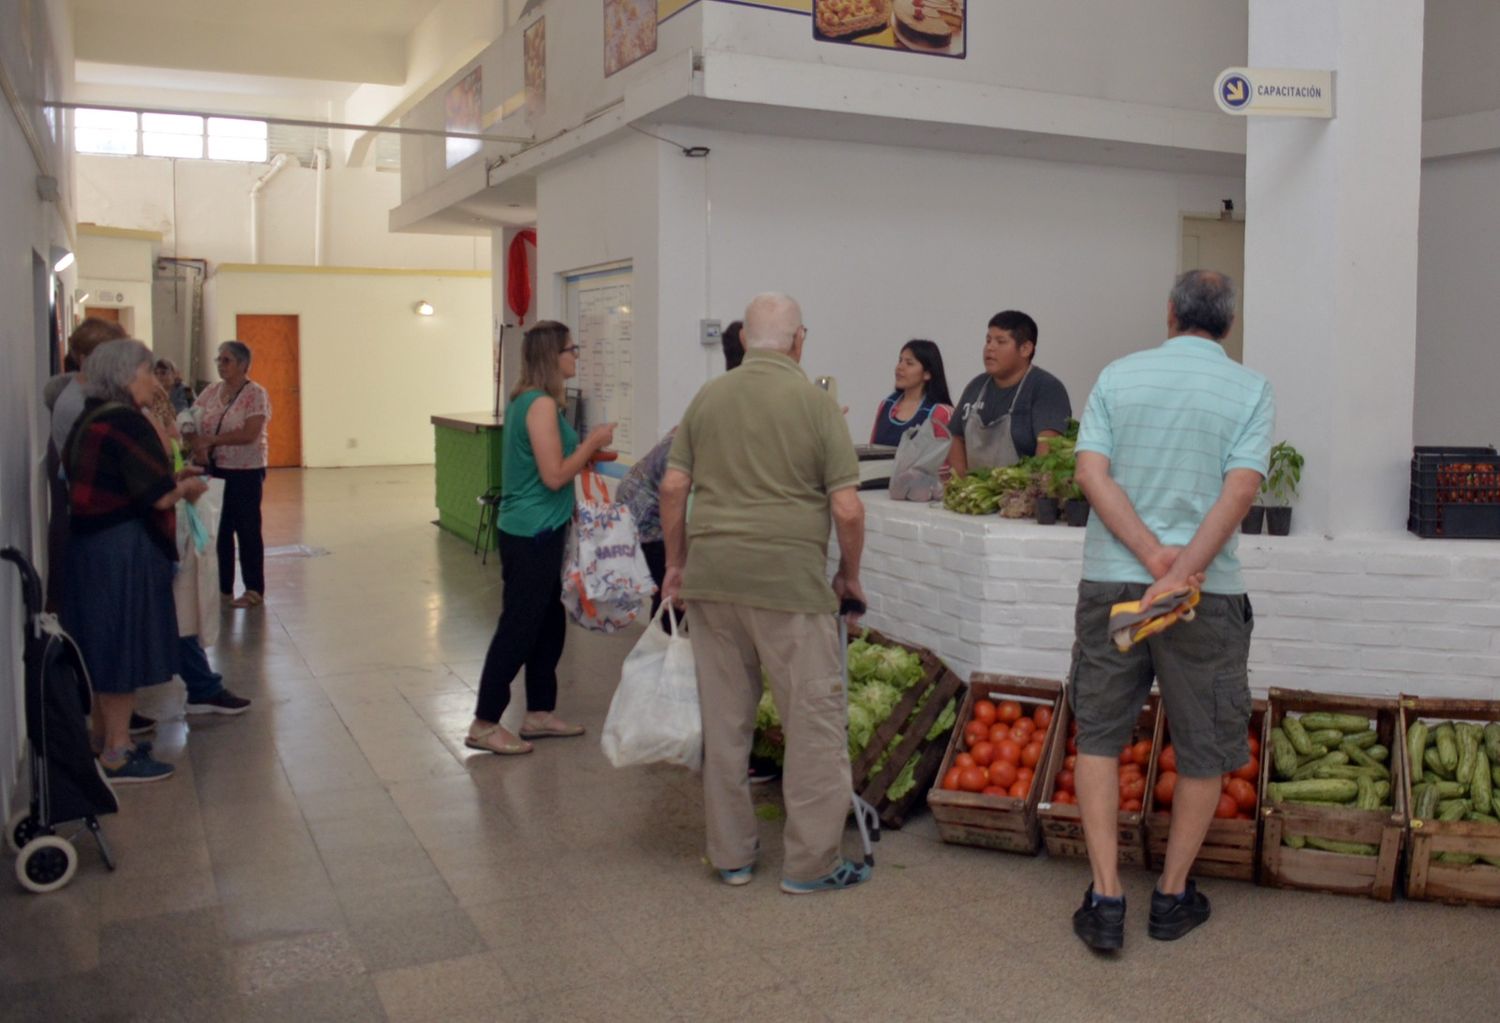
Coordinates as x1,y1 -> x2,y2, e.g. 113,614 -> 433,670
76,230 -> 156,344
77,154 -> 490,271
1415,150 -> 1500,446
0,0 -> 75,823
210,268 -> 493,468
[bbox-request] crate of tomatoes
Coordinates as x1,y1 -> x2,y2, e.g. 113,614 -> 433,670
1142,701 -> 1265,881
1036,692 -> 1160,867
927,675 -> 1064,854
1258,688 -> 1407,902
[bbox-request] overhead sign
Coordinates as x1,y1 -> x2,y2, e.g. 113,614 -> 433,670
1214,67 -> 1334,118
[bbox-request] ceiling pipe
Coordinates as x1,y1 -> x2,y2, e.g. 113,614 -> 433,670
249,153 -> 290,264
312,148 -> 327,266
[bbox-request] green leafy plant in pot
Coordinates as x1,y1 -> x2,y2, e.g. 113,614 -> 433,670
1260,441 -> 1303,536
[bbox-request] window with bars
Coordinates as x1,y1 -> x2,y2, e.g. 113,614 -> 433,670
76,109 -> 272,163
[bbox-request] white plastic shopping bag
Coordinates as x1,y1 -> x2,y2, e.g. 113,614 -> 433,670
600,604 -> 702,770
174,477 -> 224,646
561,468 -> 655,633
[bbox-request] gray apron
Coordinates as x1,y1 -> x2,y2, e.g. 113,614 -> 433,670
964,367 -> 1031,471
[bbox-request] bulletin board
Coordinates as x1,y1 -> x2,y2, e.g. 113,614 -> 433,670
563,264 -> 635,458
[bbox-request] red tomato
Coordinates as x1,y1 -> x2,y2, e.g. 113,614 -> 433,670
1214,793 -> 1239,819
1120,777 -> 1146,802
1222,775 -> 1234,792
959,767 -> 988,793
1033,705 -> 1053,730
997,701 -> 1023,724
1158,745 -> 1178,774
955,753 -> 975,769
1010,724 -> 1032,745
969,741 -> 996,768
1063,755 -> 1077,771
1008,779 -> 1030,798
1021,741 -> 1043,769
1016,766 -> 1035,785
1154,771 -> 1178,808
942,767 -> 963,791
1052,790 -> 1076,805
1247,733 -> 1261,757
988,761 -> 1018,789
1230,756 -> 1259,783
1121,798 -> 1142,813
1067,734 -> 1078,755
1013,717 -> 1036,737
1119,747 -> 1135,765
982,786 -> 1007,797
994,740 -> 1022,766
1131,740 -> 1153,768
1234,811 -> 1252,820
972,700 -> 997,725
1119,762 -> 1143,781
988,723 -> 1011,745
1055,769 -> 1076,793
964,722 -> 989,748
1070,719 -> 1079,735
1226,777 -> 1257,812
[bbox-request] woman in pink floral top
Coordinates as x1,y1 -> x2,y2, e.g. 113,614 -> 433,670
192,340 -> 272,607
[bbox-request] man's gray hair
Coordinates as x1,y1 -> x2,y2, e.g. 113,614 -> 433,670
81,338 -> 153,403
1170,270 -> 1237,340
741,293 -> 803,352
219,339 -> 253,367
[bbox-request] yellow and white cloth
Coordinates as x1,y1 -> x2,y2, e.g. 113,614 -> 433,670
1108,586 -> 1202,652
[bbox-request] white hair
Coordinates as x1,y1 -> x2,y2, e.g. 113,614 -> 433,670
742,293 -> 803,352
81,339 -> 152,403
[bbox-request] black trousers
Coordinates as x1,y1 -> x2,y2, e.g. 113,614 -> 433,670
474,523 -> 568,723
641,539 -> 667,624
214,467 -> 266,595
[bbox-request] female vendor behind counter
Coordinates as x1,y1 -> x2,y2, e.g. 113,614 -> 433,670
870,340 -> 953,446
949,311 -> 1071,475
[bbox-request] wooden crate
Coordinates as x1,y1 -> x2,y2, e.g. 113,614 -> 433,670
1035,692 -> 1160,867
1399,695 -> 1500,907
1142,701 -> 1265,881
926,675 -> 1064,854
849,630 -> 966,830
1257,688 -> 1406,902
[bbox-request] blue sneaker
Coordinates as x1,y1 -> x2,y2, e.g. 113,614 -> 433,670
779,858 -> 871,895
101,747 -> 175,785
718,864 -> 754,887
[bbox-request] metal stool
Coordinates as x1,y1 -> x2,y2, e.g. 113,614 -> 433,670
474,488 -> 502,563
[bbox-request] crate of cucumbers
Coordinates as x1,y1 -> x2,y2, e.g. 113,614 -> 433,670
1399,696 -> 1500,906
1258,689 -> 1407,901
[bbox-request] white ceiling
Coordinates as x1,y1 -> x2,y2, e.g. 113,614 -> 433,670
71,0 -> 445,38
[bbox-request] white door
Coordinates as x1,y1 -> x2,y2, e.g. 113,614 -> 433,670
1180,216 -> 1246,363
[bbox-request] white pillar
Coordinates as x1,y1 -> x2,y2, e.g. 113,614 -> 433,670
1241,0 -> 1424,537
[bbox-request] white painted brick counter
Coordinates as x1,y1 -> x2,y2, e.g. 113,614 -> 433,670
836,495 -> 1500,700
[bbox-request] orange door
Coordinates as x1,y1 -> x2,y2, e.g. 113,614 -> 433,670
235,314 -> 303,468
84,307 -> 120,322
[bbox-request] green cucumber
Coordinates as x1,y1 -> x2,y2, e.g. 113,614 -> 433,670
1473,750 -> 1492,815
1438,798 -> 1473,820
1373,780 -> 1391,803
1306,728 -> 1345,749
1299,712 -> 1373,734
1341,729 -> 1379,749
1355,775 -> 1378,811
1456,723 -> 1482,784
1425,747 -> 1455,779
1295,745 -> 1332,765
1413,782 -> 1439,819
1340,741 -> 1391,779
1435,722 -> 1460,773
1437,851 -> 1479,865
1283,715 -> 1314,756
1268,779 -> 1359,803
1433,780 -> 1467,798
1271,726 -> 1299,780
1467,811 -> 1499,823
1305,835 -> 1378,856
1284,833 -> 1307,849
1407,721 -> 1429,784
1484,723 -> 1500,763
1312,765 -> 1388,782
1366,744 -> 1389,763
1493,763 -> 1500,788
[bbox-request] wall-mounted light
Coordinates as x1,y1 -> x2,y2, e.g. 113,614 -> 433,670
74,289 -> 91,304
51,246 -> 74,273
414,300 -> 435,317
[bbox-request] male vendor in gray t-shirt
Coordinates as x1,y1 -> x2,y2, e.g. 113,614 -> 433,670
949,310 -> 1072,475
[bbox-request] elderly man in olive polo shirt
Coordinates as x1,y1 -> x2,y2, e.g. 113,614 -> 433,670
659,292 -> 871,895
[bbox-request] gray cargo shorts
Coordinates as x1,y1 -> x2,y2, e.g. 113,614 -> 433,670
1066,581 -> 1254,779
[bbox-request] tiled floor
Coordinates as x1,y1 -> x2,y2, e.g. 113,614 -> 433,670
2,466 -> 1496,1022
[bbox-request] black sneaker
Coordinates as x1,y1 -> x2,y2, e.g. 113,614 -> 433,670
748,757 -> 781,785
128,712 -> 156,735
1149,880 -> 1211,941
185,690 -> 253,716
1072,885 -> 1126,951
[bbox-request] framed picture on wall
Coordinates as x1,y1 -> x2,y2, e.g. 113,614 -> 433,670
444,67 -> 483,168
813,0 -> 966,58
604,0 -> 657,77
525,18 -> 546,117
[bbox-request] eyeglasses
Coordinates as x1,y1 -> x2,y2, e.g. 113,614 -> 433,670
215,356 -> 235,363
560,346 -> 580,356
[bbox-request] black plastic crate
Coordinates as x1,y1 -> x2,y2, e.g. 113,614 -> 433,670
1409,446 -> 1500,538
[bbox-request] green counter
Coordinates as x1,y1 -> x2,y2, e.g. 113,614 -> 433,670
432,413 -> 503,544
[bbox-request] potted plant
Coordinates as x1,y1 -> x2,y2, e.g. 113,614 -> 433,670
1261,441 -> 1304,536
1241,505 -> 1265,535
1063,477 -> 1090,527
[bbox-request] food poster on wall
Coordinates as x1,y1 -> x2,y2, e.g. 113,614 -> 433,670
444,67 -> 483,167
575,281 -> 635,457
524,18 -> 546,117
604,0 -> 658,77
813,0 -> 965,57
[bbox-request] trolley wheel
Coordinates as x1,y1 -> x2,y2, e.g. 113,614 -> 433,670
16,836 -> 78,894
5,809 -> 40,855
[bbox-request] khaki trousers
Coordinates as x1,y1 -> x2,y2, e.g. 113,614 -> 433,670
686,600 -> 851,883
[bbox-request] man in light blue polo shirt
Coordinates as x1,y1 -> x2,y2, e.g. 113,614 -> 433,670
1065,270 -> 1274,952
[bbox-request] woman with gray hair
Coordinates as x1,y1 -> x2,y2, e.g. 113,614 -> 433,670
153,357 -> 194,413
61,338 -> 208,783
192,340 -> 272,608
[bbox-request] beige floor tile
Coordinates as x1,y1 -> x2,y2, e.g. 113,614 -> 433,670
372,952 -> 526,1023
233,930 -> 365,996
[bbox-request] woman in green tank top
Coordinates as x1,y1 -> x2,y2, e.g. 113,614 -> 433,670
466,321 -> 615,756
